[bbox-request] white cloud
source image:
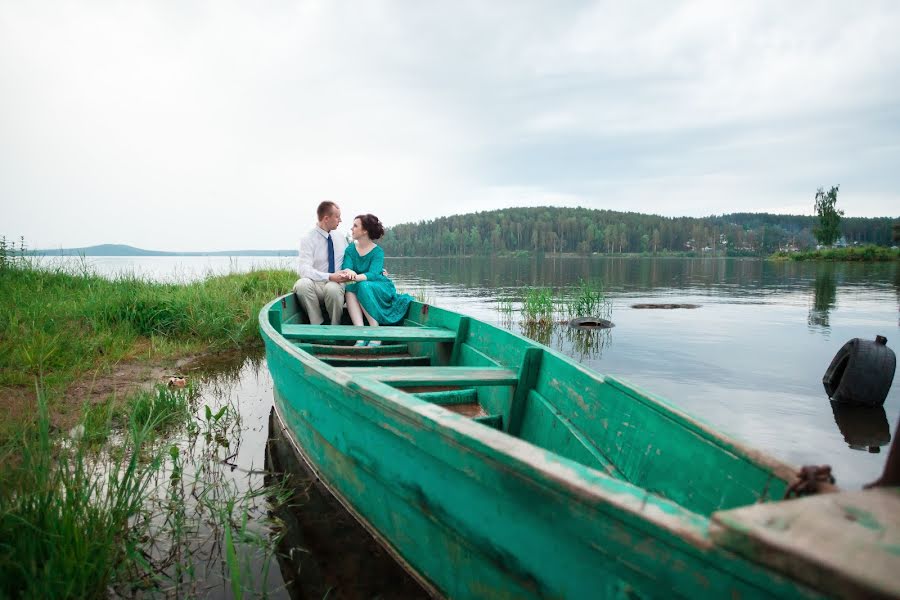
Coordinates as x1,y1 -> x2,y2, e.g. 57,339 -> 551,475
1,1 -> 898,250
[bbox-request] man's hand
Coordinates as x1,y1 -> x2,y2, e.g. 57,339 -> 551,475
329,269 -> 356,283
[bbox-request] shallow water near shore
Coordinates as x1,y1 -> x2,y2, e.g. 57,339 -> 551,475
71,255 -> 898,594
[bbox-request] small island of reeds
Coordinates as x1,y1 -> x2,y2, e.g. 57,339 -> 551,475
770,245 -> 899,262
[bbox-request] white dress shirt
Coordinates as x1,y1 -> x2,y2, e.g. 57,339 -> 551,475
298,226 -> 348,281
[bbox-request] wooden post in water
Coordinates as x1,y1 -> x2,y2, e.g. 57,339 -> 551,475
866,415 -> 900,488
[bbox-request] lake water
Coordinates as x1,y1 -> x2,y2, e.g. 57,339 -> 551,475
52,254 -> 900,488
50,254 -> 899,594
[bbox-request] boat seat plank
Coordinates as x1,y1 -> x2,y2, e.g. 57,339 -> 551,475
414,389 -> 478,405
340,366 -> 518,387
322,356 -> 431,368
473,414 -> 503,430
710,488 -> 900,600
283,325 -> 456,343
295,342 -> 409,356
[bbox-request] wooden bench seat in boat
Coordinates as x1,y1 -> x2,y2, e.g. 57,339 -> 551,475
710,487 -> 900,600
281,324 -> 456,343
338,366 -> 518,387
295,342 -> 410,355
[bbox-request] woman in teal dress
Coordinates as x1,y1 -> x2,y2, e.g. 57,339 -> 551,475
340,214 -> 412,345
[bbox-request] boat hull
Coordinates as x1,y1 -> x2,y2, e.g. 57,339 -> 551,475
261,314 -> 822,599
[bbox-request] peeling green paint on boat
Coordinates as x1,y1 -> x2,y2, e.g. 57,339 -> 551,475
840,505 -> 883,531
260,293 -> 897,599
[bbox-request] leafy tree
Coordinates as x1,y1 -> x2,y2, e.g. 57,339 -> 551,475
813,185 -> 844,246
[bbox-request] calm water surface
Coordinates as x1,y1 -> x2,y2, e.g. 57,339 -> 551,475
63,254 -> 899,487
58,255 -> 899,595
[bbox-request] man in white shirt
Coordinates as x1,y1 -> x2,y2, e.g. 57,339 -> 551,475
293,201 -> 351,325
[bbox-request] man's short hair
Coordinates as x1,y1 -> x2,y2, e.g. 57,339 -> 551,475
317,201 -> 339,220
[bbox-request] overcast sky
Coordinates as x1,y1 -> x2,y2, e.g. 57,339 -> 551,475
2,1 -> 899,251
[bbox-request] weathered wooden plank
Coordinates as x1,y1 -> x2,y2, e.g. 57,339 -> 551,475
282,324 -> 456,342
340,366 -> 518,387
450,316 -> 471,366
473,414 -> 503,430
710,488 -> 900,600
295,342 -> 409,356
520,390 -> 627,481
414,388 -> 478,405
507,347 -> 543,436
322,356 -> 431,368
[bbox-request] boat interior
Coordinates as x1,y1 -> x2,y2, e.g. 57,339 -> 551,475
268,293 -> 795,517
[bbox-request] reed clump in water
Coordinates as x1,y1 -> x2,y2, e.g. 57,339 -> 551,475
0,386 -> 183,598
520,280 -> 611,325
0,381 -> 288,598
521,288 -> 555,325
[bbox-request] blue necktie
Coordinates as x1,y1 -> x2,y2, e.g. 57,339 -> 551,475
327,234 -> 335,273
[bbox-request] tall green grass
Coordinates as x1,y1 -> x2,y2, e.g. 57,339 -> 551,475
521,288 -> 555,324
0,381 -> 285,598
519,280 -> 611,325
0,260 -> 296,402
0,389 -> 169,598
564,279 -> 612,321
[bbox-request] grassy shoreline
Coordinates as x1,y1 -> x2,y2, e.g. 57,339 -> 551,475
0,260 -> 298,597
0,259 -> 296,435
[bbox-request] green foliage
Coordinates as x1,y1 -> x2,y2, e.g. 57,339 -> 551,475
0,236 -> 27,271
813,185 -> 844,246
0,262 -> 297,394
128,384 -> 192,433
0,381 -> 287,598
772,245 -> 899,262
0,390 -> 164,598
376,206 -> 896,257
565,279 -> 612,320
521,288 -> 555,325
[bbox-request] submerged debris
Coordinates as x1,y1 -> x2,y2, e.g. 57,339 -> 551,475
631,303 -> 700,309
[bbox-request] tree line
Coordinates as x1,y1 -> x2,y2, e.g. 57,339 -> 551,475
378,206 -> 897,257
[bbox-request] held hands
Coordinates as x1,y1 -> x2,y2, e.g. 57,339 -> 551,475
331,269 -> 359,283
330,268 -> 381,283
329,269 -> 353,283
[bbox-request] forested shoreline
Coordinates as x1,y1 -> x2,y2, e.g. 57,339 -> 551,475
379,206 -> 897,257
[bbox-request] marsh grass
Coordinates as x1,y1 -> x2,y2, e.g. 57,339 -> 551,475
520,280 -> 611,325
0,259 -> 296,424
0,389 -> 165,598
129,384 -> 194,435
0,381 -> 288,598
564,279 -> 612,321
521,288 -> 555,325
516,281 -> 613,356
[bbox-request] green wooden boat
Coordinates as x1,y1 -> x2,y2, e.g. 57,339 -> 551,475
260,293 -> 899,599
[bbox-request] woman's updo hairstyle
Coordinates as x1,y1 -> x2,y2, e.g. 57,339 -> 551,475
356,214 -> 385,240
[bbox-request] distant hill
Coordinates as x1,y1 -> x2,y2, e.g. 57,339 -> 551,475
29,244 -> 296,257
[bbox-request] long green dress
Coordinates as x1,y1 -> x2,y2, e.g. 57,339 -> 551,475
342,244 -> 413,325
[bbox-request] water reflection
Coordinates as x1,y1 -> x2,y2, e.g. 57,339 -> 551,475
135,350 -> 288,597
563,326 -> 613,361
831,402 -> 892,453
808,266 -> 837,330
265,410 -> 428,599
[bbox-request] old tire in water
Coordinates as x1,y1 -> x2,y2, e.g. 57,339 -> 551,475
823,336 -> 896,406
569,316 -> 614,330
